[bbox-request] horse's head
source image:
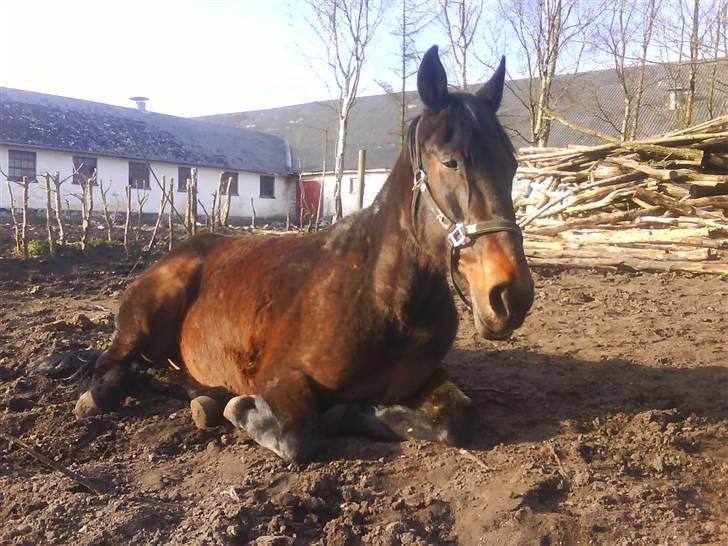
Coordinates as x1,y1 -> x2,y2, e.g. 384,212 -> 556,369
409,45 -> 533,340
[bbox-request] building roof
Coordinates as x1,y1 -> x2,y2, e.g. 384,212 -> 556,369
198,61 -> 728,171
0,87 -> 291,175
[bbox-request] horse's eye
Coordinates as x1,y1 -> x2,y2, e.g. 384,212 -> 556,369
442,159 -> 459,170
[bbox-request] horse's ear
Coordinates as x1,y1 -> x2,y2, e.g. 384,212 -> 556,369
477,56 -> 506,110
417,45 -> 448,110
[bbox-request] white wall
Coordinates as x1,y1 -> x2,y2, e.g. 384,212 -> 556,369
0,145 -> 292,220
303,170 -> 390,217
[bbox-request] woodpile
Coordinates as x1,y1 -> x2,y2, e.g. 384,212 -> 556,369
515,115 -> 728,275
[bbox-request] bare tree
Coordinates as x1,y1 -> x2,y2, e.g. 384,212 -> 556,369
499,0 -> 591,146
43,174 -> 56,257
99,179 -> 114,241
379,0 -> 431,146
437,0 -> 483,89
655,0 -> 715,127
703,0 -> 727,117
304,0 -> 385,222
5,181 -> 21,256
594,0 -> 661,140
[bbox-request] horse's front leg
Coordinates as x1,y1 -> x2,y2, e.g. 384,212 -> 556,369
324,369 -> 475,447
223,370 -> 324,463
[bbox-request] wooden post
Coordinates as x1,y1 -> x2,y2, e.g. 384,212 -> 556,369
44,174 -> 56,257
191,168 -> 198,235
210,192 -> 218,232
6,181 -> 21,256
52,171 -> 65,247
99,179 -> 113,241
285,183 -> 291,231
219,176 -> 233,228
168,178 -> 175,251
212,173 -> 224,231
315,176 -> 324,231
21,176 -> 29,259
250,197 -> 256,229
185,178 -> 192,236
135,190 -> 148,241
355,148 -> 366,211
146,175 -> 168,252
123,185 -> 132,254
79,172 -> 94,252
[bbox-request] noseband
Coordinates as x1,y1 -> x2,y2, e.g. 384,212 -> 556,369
407,118 -> 521,310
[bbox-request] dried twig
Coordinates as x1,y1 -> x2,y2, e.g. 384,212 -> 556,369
1,431 -> 105,495
458,449 -> 493,473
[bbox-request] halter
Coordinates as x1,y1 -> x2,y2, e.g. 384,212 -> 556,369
408,118 -> 522,310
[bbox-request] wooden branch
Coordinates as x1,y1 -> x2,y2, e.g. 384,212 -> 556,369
527,206 -> 662,236
21,177 -> 29,259
1,431 -> 105,495
527,255 -> 728,275
52,172 -> 66,247
168,178 -> 175,252
44,174 -> 56,257
6,180 -> 21,256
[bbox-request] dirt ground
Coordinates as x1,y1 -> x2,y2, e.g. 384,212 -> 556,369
1,233 -> 727,545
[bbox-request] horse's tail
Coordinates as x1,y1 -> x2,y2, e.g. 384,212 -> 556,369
28,350 -> 102,381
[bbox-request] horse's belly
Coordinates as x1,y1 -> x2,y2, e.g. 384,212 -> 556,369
178,295 -> 256,395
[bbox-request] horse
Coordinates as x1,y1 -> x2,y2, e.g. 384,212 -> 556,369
64,45 -> 533,462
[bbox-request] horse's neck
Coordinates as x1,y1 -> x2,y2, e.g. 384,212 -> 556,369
354,154 -> 450,319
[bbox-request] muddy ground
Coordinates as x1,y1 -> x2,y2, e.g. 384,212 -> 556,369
0,235 -> 726,545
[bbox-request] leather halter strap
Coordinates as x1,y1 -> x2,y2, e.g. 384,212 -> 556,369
407,118 -> 521,310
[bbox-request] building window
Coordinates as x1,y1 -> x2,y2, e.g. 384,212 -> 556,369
73,156 -> 98,185
220,172 -> 239,196
259,175 -> 275,198
8,150 -> 36,182
349,177 -> 356,194
128,161 -> 150,189
178,166 -> 192,192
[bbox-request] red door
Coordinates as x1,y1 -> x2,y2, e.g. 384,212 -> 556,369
296,179 -> 322,226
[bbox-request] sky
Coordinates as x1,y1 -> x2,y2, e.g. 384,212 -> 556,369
2,0 -> 463,118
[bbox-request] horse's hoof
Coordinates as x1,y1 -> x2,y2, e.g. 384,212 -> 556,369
190,396 -> 222,429
74,390 -> 101,419
222,395 -> 257,427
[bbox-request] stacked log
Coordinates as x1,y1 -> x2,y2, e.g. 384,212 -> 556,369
515,115 -> 728,275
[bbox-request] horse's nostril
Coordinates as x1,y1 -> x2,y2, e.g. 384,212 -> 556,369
488,283 -> 510,320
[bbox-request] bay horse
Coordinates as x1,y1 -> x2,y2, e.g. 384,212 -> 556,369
70,46 -> 533,462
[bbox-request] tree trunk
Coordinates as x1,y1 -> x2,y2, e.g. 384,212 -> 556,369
168,178 -> 175,252
6,181 -> 21,256
21,176 -> 29,259
99,179 -> 113,242
332,112 -> 349,222
124,186 -> 132,254
52,171 -> 65,247
44,174 -> 56,257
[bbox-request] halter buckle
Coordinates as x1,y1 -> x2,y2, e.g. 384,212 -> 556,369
413,169 -> 426,190
447,223 -> 467,248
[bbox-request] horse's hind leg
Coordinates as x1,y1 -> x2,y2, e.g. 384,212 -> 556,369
325,370 -> 475,446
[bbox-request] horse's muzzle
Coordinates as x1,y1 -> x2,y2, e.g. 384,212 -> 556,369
471,278 -> 534,340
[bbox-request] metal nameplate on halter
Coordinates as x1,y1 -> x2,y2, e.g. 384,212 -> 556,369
412,169 -> 426,190
447,223 -> 467,247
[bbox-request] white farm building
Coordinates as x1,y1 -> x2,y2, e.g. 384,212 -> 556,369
0,87 -> 295,222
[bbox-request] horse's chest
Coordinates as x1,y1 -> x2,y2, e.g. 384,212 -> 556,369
313,318 -> 457,404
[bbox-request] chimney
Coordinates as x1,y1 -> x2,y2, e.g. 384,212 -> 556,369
129,96 -> 149,112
